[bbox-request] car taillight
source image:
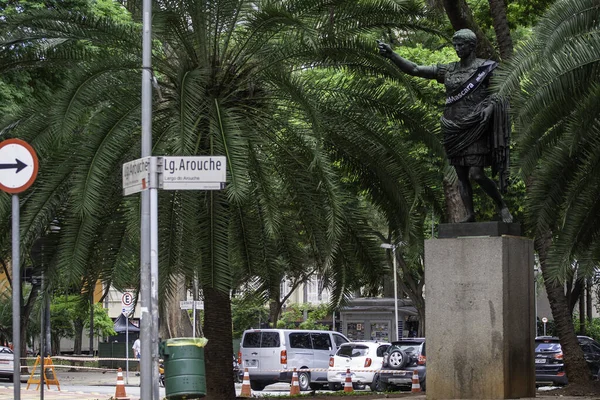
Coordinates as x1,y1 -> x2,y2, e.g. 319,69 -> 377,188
237,350 -> 242,365
329,357 -> 334,367
418,354 -> 426,365
364,358 -> 372,368
553,353 -> 564,360
281,350 -> 287,364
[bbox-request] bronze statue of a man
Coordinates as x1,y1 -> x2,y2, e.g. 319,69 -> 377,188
378,29 -> 513,223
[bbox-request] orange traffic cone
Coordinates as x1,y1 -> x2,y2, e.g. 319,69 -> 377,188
240,367 -> 251,397
411,370 -> 421,393
289,368 -> 300,395
343,368 -> 353,393
114,368 -> 130,400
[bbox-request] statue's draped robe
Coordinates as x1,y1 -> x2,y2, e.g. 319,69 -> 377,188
434,59 -> 510,193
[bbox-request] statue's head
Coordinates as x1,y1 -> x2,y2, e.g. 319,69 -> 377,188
452,29 -> 477,58
453,29 -> 477,45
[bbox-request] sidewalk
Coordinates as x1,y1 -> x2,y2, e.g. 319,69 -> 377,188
0,369 -> 142,400
1,370 -> 598,400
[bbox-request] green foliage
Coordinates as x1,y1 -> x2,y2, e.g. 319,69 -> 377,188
572,318 -> 600,342
231,296 -> 269,338
50,295 -> 116,339
277,304 -> 330,330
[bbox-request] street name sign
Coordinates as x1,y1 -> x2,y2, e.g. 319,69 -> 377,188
179,300 -> 204,310
122,157 -> 151,196
0,139 -> 38,194
161,156 -> 226,190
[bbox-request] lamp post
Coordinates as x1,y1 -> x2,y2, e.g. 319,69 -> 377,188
381,243 -> 399,341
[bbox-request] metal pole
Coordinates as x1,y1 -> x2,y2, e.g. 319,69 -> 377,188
40,272 -> 45,400
89,291 -> 94,357
140,0 -> 153,396
150,157 -> 160,400
125,314 -> 129,384
192,274 -> 197,338
534,274 -> 538,337
392,246 -> 399,341
12,194 -> 21,400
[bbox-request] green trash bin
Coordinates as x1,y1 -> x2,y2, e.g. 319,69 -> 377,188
160,337 -> 208,399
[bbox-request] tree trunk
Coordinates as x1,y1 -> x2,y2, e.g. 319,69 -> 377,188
586,279 -> 592,322
443,177 -> 465,223
159,273 -> 193,339
441,0 -> 498,59
487,0 -> 513,60
203,286 -> 235,400
579,289 -> 585,335
535,231 -> 590,384
73,320 -> 84,355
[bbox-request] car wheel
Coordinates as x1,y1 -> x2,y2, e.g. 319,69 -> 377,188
297,371 -> 310,391
328,382 -> 342,391
387,349 -> 408,369
370,374 -> 385,392
250,381 -> 266,391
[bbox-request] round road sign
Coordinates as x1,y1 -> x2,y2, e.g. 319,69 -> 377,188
122,292 -> 134,307
0,139 -> 38,194
542,317 -> 548,323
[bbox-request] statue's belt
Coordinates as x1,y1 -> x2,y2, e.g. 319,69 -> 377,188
445,62 -> 497,105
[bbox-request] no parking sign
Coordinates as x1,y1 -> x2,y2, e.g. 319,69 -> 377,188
122,292 -> 135,314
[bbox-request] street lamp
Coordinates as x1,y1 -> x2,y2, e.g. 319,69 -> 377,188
381,242 -> 399,341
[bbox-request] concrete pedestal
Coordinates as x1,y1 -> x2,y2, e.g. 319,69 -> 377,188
425,234 -> 535,399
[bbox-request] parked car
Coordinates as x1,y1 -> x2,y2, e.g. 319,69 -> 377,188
327,341 -> 390,392
378,338 -> 426,391
238,329 -> 350,391
535,335 -> 600,386
0,346 -> 14,381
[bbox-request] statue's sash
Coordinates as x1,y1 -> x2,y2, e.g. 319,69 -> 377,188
445,60 -> 497,105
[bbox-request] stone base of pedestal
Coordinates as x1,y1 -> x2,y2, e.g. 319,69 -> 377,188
425,233 -> 535,399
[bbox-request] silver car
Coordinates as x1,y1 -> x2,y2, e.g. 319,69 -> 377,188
0,346 -> 14,380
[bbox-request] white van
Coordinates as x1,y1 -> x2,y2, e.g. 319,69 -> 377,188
238,329 -> 349,391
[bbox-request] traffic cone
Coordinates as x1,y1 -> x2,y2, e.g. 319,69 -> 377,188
240,367 -> 251,397
114,368 -> 130,400
289,368 -> 300,395
411,370 -> 421,393
343,368 -> 353,393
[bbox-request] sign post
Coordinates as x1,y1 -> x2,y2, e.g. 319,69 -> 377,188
123,153 -> 225,399
0,138 -> 39,400
542,317 -> 548,336
121,291 -> 135,383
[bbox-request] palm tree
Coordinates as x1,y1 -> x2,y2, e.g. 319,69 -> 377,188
0,0 -> 440,395
495,0 -> 600,384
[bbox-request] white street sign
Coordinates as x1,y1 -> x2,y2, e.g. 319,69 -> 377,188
541,317 -> 548,323
122,157 -> 151,196
121,292 -> 135,313
0,139 -> 38,194
161,156 -> 226,190
179,300 -> 204,310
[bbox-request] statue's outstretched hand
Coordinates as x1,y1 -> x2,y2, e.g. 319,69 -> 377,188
377,40 -> 393,58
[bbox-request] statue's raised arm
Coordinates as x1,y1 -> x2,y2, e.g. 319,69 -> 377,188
377,40 -> 438,80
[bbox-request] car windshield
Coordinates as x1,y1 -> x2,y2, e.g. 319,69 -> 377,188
535,343 -> 561,352
337,345 -> 369,358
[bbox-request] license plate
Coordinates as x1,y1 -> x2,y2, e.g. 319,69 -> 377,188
535,359 -> 546,364
246,360 -> 258,367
